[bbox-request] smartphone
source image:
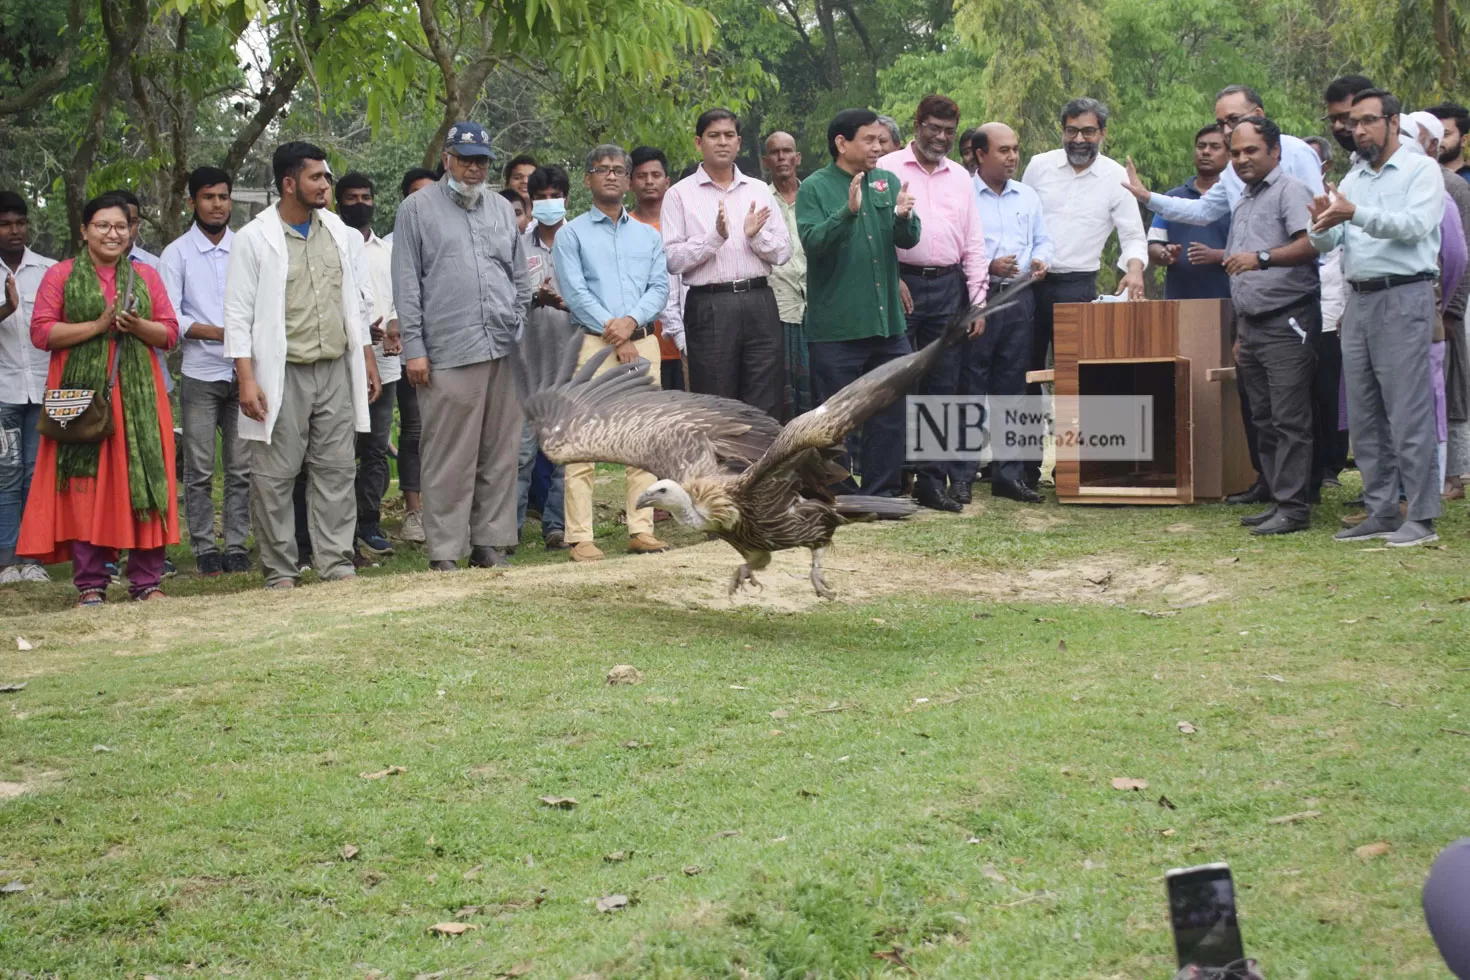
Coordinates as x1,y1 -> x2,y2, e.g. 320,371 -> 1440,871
1165,862 -> 1246,968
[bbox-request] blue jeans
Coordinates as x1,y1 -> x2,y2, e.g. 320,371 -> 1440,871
517,421 -> 564,538
0,402 -> 43,566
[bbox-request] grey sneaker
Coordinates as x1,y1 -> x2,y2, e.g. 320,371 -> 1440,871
1334,518 -> 1400,542
0,565 -> 21,585
19,564 -> 50,583
1385,519 -> 1438,548
399,510 -> 427,543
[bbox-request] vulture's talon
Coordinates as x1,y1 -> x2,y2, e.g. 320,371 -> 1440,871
728,563 -> 761,596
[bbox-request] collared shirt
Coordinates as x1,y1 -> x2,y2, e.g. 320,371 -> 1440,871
879,143 -> 988,304
129,243 -> 160,266
159,223 -> 235,382
1224,167 -> 1319,316
0,247 -> 57,404
391,178 -> 529,369
522,222 -> 582,370
354,231 -> 400,384
1147,178 -> 1233,300
1020,149 -> 1148,274
972,176 -> 1054,281
797,163 -> 921,343
1442,167 -> 1470,320
767,184 -> 808,323
1309,144 -> 1445,281
661,164 -> 791,286
282,211 -> 348,364
554,207 -> 669,334
1147,134 -> 1326,226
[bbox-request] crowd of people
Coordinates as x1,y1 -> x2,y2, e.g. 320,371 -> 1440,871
0,74 -> 1466,603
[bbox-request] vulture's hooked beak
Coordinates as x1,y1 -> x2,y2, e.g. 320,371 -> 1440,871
634,490 -> 658,511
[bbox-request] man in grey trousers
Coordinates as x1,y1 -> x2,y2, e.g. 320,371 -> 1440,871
1310,89 -> 1445,546
392,121 -> 530,571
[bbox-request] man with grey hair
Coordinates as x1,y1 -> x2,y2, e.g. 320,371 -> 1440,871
876,115 -> 902,155
1020,96 -> 1148,490
553,143 -> 671,562
392,121 -> 530,570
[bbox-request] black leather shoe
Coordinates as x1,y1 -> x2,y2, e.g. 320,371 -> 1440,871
469,546 -> 511,568
429,559 -> 459,572
914,482 -> 963,513
1240,505 -> 1278,527
993,480 -> 1044,504
1226,481 -> 1270,505
1250,513 -> 1310,535
950,482 -> 973,505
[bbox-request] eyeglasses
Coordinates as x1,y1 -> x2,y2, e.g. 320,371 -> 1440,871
589,166 -> 628,177
1063,127 -> 1101,140
1218,113 -> 1248,127
1351,114 -> 1387,129
450,157 -> 489,170
918,121 -> 957,138
1321,111 -> 1353,126
88,222 -> 130,236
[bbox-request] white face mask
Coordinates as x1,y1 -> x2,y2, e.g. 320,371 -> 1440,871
447,176 -> 484,205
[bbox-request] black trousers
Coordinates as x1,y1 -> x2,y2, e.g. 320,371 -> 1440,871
903,268 -> 969,491
355,380 -> 397,529
685,285 -> 784,418
1311,328 -> 1349,480
1026,271 -> 1097,486
953,283 -> 1036,490
1237,299 -> 1320,521
809,333 -> 913,497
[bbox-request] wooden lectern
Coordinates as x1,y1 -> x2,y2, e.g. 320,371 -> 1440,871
1027,299 -> 1255,505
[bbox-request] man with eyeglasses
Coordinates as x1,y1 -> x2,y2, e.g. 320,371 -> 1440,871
1309,90 -> 1446,547
662,108 -> 791,419
1021,97 -> 1148,491
392,121 -> 530,571
879,94 -> 989,512
1322,75 -> 1377,160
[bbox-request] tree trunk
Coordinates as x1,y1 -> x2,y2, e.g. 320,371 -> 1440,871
1434,0 -> 1456,95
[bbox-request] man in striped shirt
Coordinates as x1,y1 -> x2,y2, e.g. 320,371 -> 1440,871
661,108 -> 792,418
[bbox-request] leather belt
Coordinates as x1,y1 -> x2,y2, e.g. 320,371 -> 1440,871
899,263 -> 963,280
582,324 -> 653,341
1348,271 -> 1437,293
687,277 -> 769,295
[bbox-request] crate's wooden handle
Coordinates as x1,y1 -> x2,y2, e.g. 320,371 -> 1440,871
1205,367 -> 1236,382
1025,369 -> 1055,385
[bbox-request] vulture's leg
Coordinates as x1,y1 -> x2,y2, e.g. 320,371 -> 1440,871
728,563 -> 763,595
809,546 -> 835,599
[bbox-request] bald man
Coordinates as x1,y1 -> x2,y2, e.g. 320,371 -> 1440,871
961,122 -> 1055,503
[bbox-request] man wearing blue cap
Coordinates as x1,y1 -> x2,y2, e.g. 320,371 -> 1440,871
392,121 -> 531,570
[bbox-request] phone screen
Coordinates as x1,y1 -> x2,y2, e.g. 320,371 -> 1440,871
1166,864 -> 1245,968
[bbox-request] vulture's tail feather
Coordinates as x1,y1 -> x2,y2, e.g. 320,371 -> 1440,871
833,495 -> 920,521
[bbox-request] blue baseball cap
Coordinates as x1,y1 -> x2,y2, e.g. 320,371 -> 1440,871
444,121 -> 496,159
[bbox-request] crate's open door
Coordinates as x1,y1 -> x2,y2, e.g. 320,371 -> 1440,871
1066,356 -> 1193,505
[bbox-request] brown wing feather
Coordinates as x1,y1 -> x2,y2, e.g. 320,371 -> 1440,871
523,346 -> 783,483
735,278 -> 1037,492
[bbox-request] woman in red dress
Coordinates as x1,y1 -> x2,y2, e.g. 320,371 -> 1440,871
18,193 -> 180,605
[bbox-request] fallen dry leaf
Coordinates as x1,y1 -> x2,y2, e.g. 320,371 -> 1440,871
1442,728 -> 1470,738
428,921 -> 478,936
605,665 -> 643,686
769,709 -> 789,719
455,905 -> 484,919
981,863 -> 1007,883
797,788 -> 819,798
1166,523 -> 1195,533
872,945 -> 916,974
1267,810 -> 1322,825
712,829 -> 741,839
1082,859 -> 1098,870
595,894 -> 629,913
497,963 -> 534,979
603,851 -> 630,863
1451,595 -> 1470,604
15,637 -> 33,651
1,881 -> 27,895
93,744 -> 112,753
462,864 -> 483,879
1177,721 -> 1196,734
340,844 -> 360,860
0,682 -> 27,693
729,684 -> 750,690
1158,795 -> 1177,810
682,865 -> 703,876
1161,828 -> 1177,837
1111,777 -> 1149,791
1355,841 -> 1391,860
359,766 -> 407,780
1214,557 -> 1239,566
539,795 -> 578,809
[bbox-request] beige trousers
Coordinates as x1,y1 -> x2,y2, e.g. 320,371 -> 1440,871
564,332 -> 662,544
417,358 -> 522,559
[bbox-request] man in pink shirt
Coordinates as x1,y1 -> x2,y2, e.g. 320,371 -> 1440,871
662,108 -> 793,418
878,94 -> 989,512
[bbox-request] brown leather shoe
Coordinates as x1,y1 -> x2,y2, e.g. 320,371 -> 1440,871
627,533 -> 670,554
1341,500 -> 1407,527
570,541 -> 605,562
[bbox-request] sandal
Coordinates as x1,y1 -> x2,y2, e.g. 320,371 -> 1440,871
132,587 -> 167,602
76,588 -> 106,608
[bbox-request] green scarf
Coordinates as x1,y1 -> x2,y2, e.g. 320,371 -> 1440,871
55,252 -> 170,521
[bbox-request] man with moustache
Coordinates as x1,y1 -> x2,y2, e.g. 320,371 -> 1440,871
763,130 -> 811,420
1147,125 -> 1233,302
966,122 -> 1053,504
392,121 -> 529,571
1220,117 -> 1323,536
160,167 -> 251,576
628,146 -> 688,393
224,142 -> 382,589
1310,90 -> 1446,547
1428,103 -> 1470,183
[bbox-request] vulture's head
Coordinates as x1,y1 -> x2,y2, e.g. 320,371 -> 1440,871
637,479 -> 705,528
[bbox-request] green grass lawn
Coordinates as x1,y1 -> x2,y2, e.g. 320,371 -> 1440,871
1,477 -> 1467,978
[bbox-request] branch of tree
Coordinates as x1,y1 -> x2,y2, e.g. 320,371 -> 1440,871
0,0 -> 86,116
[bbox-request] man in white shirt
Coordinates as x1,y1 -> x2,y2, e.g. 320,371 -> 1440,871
1020,96 -> 1148,489
0,192 -> 56,584
159,167 -> 250,577
336,173 -> 401,560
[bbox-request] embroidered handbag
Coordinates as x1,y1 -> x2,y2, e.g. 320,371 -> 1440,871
38,342 -> 121,444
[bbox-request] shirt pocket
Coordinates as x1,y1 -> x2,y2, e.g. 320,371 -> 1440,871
315,241 -> 344,294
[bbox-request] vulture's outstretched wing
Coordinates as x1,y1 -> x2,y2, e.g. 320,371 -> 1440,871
522,345 -> 784,483
735,277 -> 1038,492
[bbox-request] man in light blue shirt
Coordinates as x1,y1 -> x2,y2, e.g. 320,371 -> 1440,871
553,143 -> 671,563
960,122 -> 1054,503
1122,86 -> 1326,225
1308,89 -> 1445,547
159,167 -> 251,576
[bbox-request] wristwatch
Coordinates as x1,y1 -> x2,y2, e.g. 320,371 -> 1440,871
1256,249 -> 1272,269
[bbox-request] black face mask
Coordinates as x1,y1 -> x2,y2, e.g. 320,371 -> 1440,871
1332,129 -> 1357,154
194,211 -> 229,236
340,203 -> 375,229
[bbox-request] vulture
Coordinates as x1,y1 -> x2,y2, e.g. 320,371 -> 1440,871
517,278 -> 1037,598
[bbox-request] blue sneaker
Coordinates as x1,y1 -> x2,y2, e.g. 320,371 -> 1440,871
104,561 -> 122,584
357,524 -> 395,556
